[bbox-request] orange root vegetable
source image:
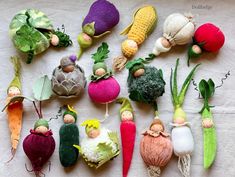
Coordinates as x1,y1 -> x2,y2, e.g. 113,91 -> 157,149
4,56 -> 23,158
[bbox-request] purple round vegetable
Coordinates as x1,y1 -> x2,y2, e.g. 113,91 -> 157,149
77,0 -> 119,58
23,119 -> 55,176
83,0 -> 120,36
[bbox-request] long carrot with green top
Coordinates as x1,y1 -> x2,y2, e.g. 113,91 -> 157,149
5,56 -> 23,160
198,79 -> 217,169
170,59 -> 200,177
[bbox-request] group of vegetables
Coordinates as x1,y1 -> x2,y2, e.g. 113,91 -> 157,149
3,0 -> 226,177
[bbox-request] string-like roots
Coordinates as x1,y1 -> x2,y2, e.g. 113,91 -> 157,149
25,163 -> 45,177
6,148 -> 16,163
178,154 -> 191,177
147,166 -> 161,177
112,56 -> 128,72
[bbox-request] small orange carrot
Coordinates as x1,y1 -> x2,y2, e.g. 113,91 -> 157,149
5,56 -> 23,158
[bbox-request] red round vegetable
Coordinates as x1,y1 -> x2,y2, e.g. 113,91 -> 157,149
23,129 -> 55,176
194,23 -> 225,52
188,23 -> 225,65
88,77 -> 120,104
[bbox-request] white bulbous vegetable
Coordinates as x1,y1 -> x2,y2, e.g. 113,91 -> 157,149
171,126 -> 194,156
152,13 -> 195,56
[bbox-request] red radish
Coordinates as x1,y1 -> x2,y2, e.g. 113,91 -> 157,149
188,23 -> 225,65
23,119 -> 55,177
117,98 -> 136,177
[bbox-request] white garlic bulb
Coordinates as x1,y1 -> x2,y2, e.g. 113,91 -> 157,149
152,13 -> 195,56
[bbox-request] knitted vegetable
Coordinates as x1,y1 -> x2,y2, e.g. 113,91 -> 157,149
9,9 -> 72,64
51,55 -> 86,97
140,117 -> 173,177
113,5 -> 157,71
88,42 -> 120,117
188,23 -> 225,65
116,98 -> 136,177
170,59 -> 200,177
59,105 -> 79,167
77,0 -> 119,58
2,56 -> 23,161
198,79 -> 217,169
152,13 -> 195,57
126,58 -> 165,107
73,119 -> 120,168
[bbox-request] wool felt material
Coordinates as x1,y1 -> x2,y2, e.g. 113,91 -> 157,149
74,119 -> 120,169
126,59 -> 165,107
51,55 -> 87,97
77,0 -> 119,58
59,124 -> 79,167
5,56 -> 23,155
117,97 -> 136,177
170,59 -> 200,177
88,43 -> 120,104
188,23 -> 225,64
34,119 -> 49,129
23,128 -> 55,176
9,9 -> 72,64
198,79 -> 217,169
152,13 -> 195,56
140,118 -> 173,177
59,105 -> 79,167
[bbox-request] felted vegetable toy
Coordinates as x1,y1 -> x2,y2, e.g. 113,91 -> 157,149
77,0 -> 119,58
113,5 -> 157,71
126,58 -> 165,107
9,9 -> 72,64
2,56 -> 23,161
188,23 -> 225,65
59,105 -> 79,167
116,98 -> 136,177
170,59 -> 200,177
198,79 -> 217,169
126,59 -> 173,176
73,119 -> 120,168
51,55 -> 86,97
140,116 -> 173,177
88,42 -> 120,118
22,75 -> 55,176
151,13 -> 195,57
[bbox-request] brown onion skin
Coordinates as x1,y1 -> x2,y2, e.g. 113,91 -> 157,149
140,134 -> 173,167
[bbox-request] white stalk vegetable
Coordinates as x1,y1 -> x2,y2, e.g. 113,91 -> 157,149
170,59 -> 200,177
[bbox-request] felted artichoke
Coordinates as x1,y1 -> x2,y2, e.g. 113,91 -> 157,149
9,9 -> 72,64
51,55 -> 86,97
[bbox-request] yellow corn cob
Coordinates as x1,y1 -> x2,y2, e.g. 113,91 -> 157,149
120,5 -> 157,58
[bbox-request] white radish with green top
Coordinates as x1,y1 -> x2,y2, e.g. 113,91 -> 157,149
170,59 -> 200,177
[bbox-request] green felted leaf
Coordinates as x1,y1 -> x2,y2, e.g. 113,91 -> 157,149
33,75 -> 52,101
2,95 -> 34,112
126,58 -> 145,70
207,79 -> 215,98
173,59 -> 179,105
199,79 -> 207,99
204,127 -> 217,169
108,132 -> 119,145
92,42 -> 110,63
178,63 -> 200,106
97,142 -> 115,167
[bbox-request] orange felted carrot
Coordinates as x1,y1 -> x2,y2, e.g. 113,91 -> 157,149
116,98 -> 136,177
5,56 -> 23,159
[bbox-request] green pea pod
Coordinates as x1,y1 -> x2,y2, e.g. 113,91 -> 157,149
203,126 -> 216,168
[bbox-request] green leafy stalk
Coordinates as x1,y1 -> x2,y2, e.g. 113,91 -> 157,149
92,42 -> 110,64
198,79 -> 217,168
170,59 -> 200,121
